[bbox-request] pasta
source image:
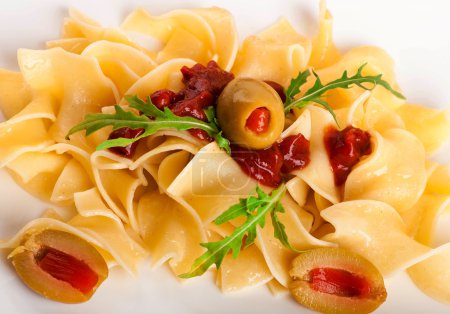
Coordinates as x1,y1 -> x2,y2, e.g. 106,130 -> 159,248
0,1 -> 449,312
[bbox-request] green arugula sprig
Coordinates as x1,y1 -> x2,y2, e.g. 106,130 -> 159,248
180,184 -> 301,278
65,95 -> 231,154
284,63 -> 405,123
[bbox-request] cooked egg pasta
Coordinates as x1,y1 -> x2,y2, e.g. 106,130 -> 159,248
232,18 -> 311,86
308,0 -> 340,69
321,200 -> 431,276
0,1 -> 449,308
294,106 -> 340,204
344,128 -> 428,214
0,69 -> 31,118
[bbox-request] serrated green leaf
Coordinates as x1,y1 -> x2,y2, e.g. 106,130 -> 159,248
96,136 -> 144,151
66,96 -> 231,154
310,97 -> 340,128
125,95 -> 165,118
180,184 -> 291,279
285,69 -> 311,106
204,106 -> 216,123
271,205 -> 302,253
246,195 -> 260,214
255,186 -> 266,198
284,63 -> 405,125
205,106 -> 231,155
65,105 -> 150,139
244,227 -> 257,249
213,200 -> 247,225
213,131 -> 231,155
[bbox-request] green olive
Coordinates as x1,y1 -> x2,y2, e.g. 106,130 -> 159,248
217,78 -> 285,149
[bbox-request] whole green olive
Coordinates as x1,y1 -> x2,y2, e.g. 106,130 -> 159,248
217,78 -> 285,149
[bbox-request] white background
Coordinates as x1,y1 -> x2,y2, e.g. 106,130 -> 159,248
0,0 -> 449,313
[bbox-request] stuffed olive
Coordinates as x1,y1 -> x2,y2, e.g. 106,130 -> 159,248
217,78 -> 285,149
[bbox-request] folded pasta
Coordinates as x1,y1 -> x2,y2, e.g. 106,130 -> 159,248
0,1 -> 449,311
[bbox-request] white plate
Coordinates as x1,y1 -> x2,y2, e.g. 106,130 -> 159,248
0,0 -> 449,313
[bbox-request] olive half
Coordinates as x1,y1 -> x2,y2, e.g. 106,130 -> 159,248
10,229 -> 108,303
289,248 -> 387,314
217,78 -> 285,149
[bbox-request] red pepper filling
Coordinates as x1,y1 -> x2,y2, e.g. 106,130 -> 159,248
309,267 -> 371,298
324,125 -> 372,186
231,133 -> 310,187
246,107 -> 271,134
37,246 -> 98,295
108,127 -> 145,158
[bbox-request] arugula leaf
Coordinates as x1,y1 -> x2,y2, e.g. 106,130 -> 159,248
180,184 -> 300,278
213,131 -> 231,155
203,106 -> 231,154
126,95 -> 165,118
285,69 -> 311,107
271,202 -> 300,252
213,199 -> 248,225
284,63 -> 405,123
66,96 -> 231,154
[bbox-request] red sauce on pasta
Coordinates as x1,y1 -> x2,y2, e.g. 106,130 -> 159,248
278,133 -> 310,173
150,89 -> 178,110
170,61 -> 234,120
324,125 -> 372,186
231,143 -> 283,187
231,133 -> 310,187
155,60 -> 234,141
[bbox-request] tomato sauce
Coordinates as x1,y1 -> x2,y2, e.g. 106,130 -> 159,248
309,267 -> 371,298
150,89 -> 177,110
324,125 -> 372,186
37,246 -> 98,294
231,144 -> 283,187
188,128 -> 213,142
231,133 -> 310,187
169,61 -> 234,121
278,133 -> 310,173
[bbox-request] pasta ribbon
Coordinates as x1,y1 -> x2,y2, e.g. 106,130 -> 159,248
0,3 -> 449,305
345,129 -> 427,214
232,19 -> 311,86
321,200 -> 430,275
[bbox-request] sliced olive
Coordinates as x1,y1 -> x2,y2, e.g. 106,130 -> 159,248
10,229 -> 108,303
217,78 -> 285,149
289,247 -> 387,314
